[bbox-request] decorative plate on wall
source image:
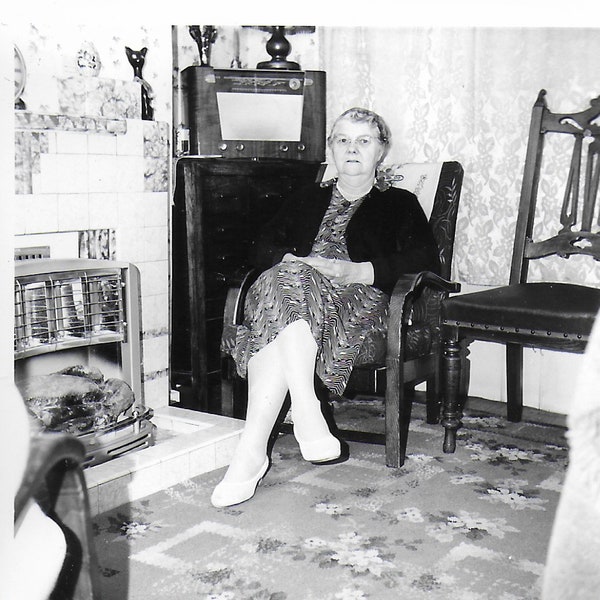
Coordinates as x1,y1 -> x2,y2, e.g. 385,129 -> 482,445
14,44 -> 27,109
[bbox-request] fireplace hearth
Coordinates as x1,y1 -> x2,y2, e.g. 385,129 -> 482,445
14,258 -> 155,467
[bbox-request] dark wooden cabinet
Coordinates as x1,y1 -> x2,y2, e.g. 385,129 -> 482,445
170,157 -> 323,414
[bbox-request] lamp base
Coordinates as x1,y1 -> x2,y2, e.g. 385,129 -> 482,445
256,26 -> 301,71
257,58 -> 300,70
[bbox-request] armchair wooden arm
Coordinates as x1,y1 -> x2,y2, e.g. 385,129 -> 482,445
385,272 -> 461,443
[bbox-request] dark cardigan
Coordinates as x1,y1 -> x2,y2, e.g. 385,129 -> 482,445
253,183 -> 440,295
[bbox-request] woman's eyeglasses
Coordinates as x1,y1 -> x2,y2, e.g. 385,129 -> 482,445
332,135 -> 378,148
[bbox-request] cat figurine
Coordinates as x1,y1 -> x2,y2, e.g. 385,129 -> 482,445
125,46 -> 154,120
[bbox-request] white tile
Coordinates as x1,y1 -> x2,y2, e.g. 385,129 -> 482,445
88,133 -> 117,155
139,260 -> 169,297
140,293 -> 169,332
37,154 -> 61,194
214,436 -> 240,470
39,154 -> 89,194
117,119 -> 144,156
115,226 -> 145,264
142,335 -> 169,374
144,226 -> 168,261
88,193 -> 118,229
143,192 -> 169,227
117,192 -> 146,228
189,444 -> 217,476
54,130 -> 88,154
97,474 -> 133,514
143,375 -> 170,411
14,198 -> 29,235
115,156 -> 145,193
85,483 -> 99,516
85,458 -> 131,487
127,463 -> 163,501
160,454 -> 190,487
57,193 -> 89,231
88,155 -> 119,193
24,195 -> 59,234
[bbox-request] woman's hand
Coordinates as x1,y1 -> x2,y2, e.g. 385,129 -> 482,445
282,254 -> 373,286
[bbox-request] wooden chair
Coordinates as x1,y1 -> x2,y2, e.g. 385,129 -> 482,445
15,433 -> 100,599
441,89 -> 600,453
221,161 -> 463,467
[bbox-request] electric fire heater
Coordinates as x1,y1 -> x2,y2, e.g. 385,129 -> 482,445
14,258 -> 155,467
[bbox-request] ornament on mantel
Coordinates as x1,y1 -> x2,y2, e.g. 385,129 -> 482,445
76,41 -> 102,77
125,46 -> 154,121
188,26 -> 217,67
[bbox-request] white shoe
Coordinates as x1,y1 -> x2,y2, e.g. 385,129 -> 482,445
294,428 -> 341,463
210,457 -> 270,508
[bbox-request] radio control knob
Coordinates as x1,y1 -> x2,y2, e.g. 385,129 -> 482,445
235,143 -> 245,152
280,144 -> 289,152
218,143 -> 227,151
297,143 -> 306,152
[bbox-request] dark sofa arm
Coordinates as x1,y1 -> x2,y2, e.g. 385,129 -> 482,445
15,432 -> 86,520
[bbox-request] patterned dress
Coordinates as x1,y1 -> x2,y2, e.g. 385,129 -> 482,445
230,185 -> 389,396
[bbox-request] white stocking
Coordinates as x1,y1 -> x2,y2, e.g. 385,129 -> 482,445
277,319 -> 334,443
220,340 -> 288,483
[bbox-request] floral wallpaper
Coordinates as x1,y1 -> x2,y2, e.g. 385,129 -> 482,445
318,27 -> 600,287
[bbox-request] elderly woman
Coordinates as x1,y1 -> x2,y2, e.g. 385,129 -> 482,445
211,107 -> 440,507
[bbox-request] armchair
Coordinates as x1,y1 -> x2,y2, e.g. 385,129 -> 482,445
441,90 -> 600,454
221,161 -> 463,467
14,432 -> 100,599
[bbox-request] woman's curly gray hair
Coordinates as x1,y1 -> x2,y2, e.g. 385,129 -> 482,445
327,107 -> 392,162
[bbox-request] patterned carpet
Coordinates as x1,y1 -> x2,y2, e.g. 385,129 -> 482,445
93,397 -> 568,599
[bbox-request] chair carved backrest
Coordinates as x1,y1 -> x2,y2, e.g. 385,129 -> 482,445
512,89 -> 600,284
380,161 -> 463,281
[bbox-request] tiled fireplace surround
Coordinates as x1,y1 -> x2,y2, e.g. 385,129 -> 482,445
14,75 -> 243,515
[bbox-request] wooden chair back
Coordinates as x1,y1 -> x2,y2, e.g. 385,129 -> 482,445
512,89 -> 600,284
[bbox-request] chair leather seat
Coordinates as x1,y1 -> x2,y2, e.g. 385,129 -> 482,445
443,282 -> 600,337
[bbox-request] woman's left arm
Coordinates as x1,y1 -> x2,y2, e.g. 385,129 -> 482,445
347,189 -> 440,294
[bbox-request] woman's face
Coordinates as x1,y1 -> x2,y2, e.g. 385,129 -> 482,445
330,117 -> 385,182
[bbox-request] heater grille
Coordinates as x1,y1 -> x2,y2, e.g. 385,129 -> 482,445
15,267 -> 127,359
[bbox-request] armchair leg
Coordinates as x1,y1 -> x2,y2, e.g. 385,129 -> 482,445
506,343 -> 524,422
385,358 -> 412,468
425,369 -> 442,424
221,357 -> 248,420
442,336 -> 463,453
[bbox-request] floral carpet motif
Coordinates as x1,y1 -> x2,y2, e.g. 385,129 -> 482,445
93,398 -> 567,599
